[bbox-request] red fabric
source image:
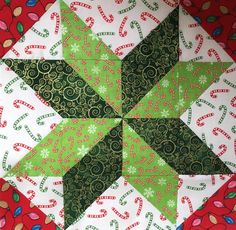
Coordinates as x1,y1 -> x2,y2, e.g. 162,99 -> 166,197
180,174 -> 236,230
181,0 -> 236,62
0,178 -> 59,229
0,0 -> 55,58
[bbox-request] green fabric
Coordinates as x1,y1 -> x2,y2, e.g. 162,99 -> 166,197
3,59 -> 119,118
126,118 -> 232,175
122,7 -> 179,115
127,62 -> 232,118
5,119 -> 118,176
123,121 -> 178,223
66,59 -> 122,115
63,122 -> 122,228
61,0 -> 119,61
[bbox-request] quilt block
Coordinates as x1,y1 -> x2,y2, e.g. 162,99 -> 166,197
0,0 -> 236,229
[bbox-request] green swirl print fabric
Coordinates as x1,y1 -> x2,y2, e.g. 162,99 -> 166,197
0,0 -> 236,230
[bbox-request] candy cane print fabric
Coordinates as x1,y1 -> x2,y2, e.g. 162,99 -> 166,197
3,0 -> 63,60
181,64 -> 236,172
0,0 -> 236,229
4,176 -> 64,228
177,174 -> 233,226
179,6 -> 233,62
0,62 -> 62,177
63,0 -> 178,59
67,176 -> 176,230
0,0 -> 56,58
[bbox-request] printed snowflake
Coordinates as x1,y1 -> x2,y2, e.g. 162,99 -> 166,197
186,63 -> 194,72
161,109 -> 170,117
88,124 -> 97,134
24,162 -> 33,170
146,91 -> 153,97
77,145 -> 89,157
198,75 -> 207,85
100,54 -> 109,60
128,125 -> 135,133
89,32 -> 99,41
167,199 -> 175,208
143,187 -> 154,198
70,43 -> 80,53
127,165 -> 137,174
158,158 -> 166,166
162,79 -> 170,88
98,85 -> 107,94
91,66 -> 101,74
158,178 -> 167,186
123,151 -> 128,159
61,24 -> 68,35
40,149 -> 49,158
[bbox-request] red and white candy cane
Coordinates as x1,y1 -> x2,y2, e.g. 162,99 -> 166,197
13,99 -> 35,110
70,1 -> 92,11
24,45 -> 46,55
230,96 -> 236,107
87,209 -> 108,218
194,34 -> 203,54
140,12 -> 160,24
188,22 -> 199,28
212,127 -> 231,140
210,89 -> 229,98
126,222 -> 140,230
162,0 -> 178,7
96,196 -> 116,205
217,144 -> 227,157
24,176 -> 37,186
115,43 -> 134,56
59,208 -> 64,218
178,178 -> 183,190
111,207 -> 129,219
50,123 -> 57,130
97,5 -> 114,23
27,190 -> 36,201
119,16 -> 128,37
230,111 -> 236,118
50,12 -> 60,34
159,214 -> 166,221
208,48 -> 221,61
53,180 -> 63,186
85,17 -> 95,29
134,197 -> 143,216
115,0 -> 123,3
37,199 -> 57,208
211,175 -> 216,185
0,106 -> 7,128
13,143 -> 32,152
10,47 -> 20,57
35,93 -> 49,106
196,112 -> 214,127
181,196 -> 193,214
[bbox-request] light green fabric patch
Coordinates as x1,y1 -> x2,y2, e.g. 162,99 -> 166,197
5,118 -> 118,177
126,62 -> 232,118
122,121 -> 178,224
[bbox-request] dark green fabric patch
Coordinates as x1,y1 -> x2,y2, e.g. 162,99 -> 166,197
126,118 -> 232,175
3,59 -> 119,118
63,122 -> 122,228
121,7 -> 179,115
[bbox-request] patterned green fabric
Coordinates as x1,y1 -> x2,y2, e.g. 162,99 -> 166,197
126,118 -> 232,174
5,119 -> 117,176
63,122 -> 122,228
3,59 -> 119,118
127,62 -> 232,118
122,7 -> 179,115
123,121 -> 178,223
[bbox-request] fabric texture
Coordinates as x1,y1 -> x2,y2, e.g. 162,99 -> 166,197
0,0 -> 235,229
